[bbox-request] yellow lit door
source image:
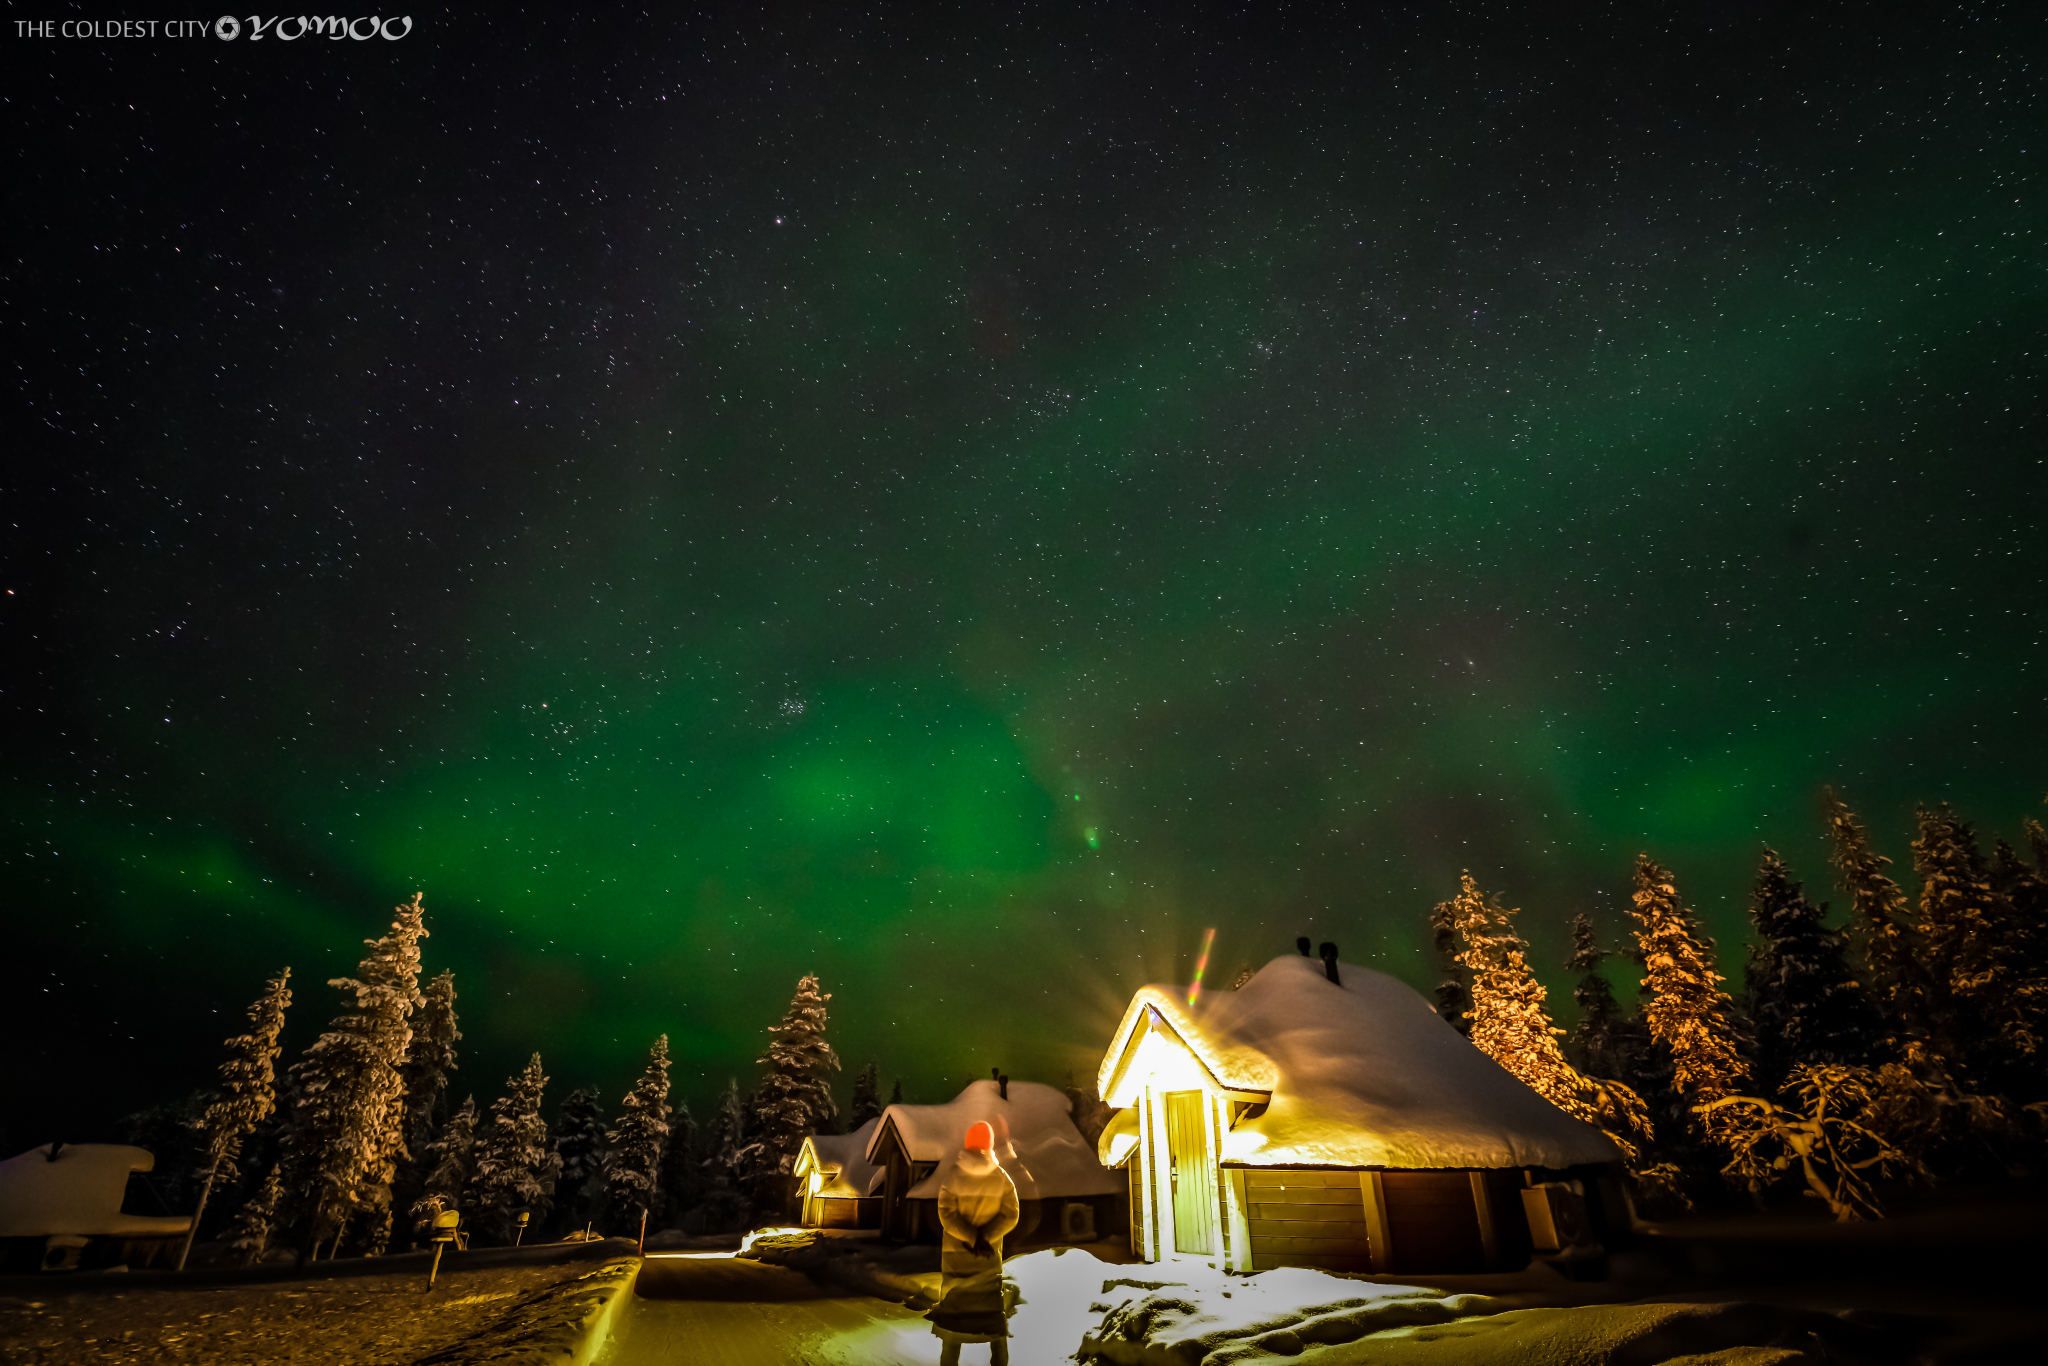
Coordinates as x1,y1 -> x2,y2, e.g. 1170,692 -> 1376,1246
1164,1090 -> 1216,1255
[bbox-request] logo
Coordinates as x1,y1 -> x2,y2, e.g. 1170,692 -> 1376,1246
215,15 -> 412,40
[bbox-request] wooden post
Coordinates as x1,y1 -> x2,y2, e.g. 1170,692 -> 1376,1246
1225,1169 -> 1253,1272
1469,1172 -> 1500,1270
637,1207 -> 648,1256
1358,1172 -> 1391,1274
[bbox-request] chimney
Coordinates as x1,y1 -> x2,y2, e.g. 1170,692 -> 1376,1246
1319,942 -> 1341,985
992,1068 -> 1009,1101
1296,936 -> 1312,956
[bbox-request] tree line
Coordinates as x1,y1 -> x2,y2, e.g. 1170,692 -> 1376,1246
1431,791 -> 2048,1219
129,897 -> 883,1267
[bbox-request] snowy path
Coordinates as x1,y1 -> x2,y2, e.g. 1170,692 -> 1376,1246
594,1254 -> 955,1366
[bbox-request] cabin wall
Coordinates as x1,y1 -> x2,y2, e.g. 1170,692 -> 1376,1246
811,1197 -> 881,1230
1235,1166 -> 1534,1275
1242,1168 -> 1377,1273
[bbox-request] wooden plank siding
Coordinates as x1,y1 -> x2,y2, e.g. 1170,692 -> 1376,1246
1235,1167 -> 1533,1274
1242,1169 -> 1378,1273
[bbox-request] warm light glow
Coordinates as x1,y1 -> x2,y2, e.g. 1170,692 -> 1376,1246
1186,926 -> 1217,1008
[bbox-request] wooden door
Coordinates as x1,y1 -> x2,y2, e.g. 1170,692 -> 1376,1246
1163,1090 -> 1216,1256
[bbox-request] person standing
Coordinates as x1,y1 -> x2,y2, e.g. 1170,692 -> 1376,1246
930,1120 -> 1020,1366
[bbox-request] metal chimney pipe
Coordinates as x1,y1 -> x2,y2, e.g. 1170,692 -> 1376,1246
1296,936 -> 1312,956
1319,942 -> 1341,985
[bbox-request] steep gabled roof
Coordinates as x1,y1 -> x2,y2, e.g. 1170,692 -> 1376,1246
1098,954 -> 1621,1170
866,1077 -> 1123,1200
794,1117 -> 884,1199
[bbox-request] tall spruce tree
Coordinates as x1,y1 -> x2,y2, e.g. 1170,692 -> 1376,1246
472,1055 -> 558,1244
401,971 -> 461,1157
656,1100 -> 700,1228
1913,805 -> 2044,1084
1629,855 -> 1751,1138
887,1080 -> 904,1107
603,1035 -> 672,1234
1744,849 -> 1877,1094
848,1061 -> 883,1129
409,1094 -> 478,1236
742,975 -> 841,1212
1565,913 -> 1626,1080
390,968 -> 459,1248
1823,788 -> 1924,1037
1428,897 -> 1473,1037
224,1162 -> 286,1267
179,966 -> 292,1269
550,1087 -> 607,1236
281,895 -> 428,1260
1438,875 -> 1649,1161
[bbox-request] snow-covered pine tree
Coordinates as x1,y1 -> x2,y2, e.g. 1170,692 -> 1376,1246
471,1054 -> 559,1244
401,970 -> 461,1158
281,895 -> 428,1261
549,1087 -> 606,1236
1913,805 -> 2045,1086
1439,875 -> 1650,1161
656,1099 -> 699,1229
179,966 -> 293,1269
709,1076 -> 746,1177
848,1061 -> 883,1129
1565,913 -> 1626,1080
1628,855 -> 1752,1139
1989,831 -> 2048,1001
1744,849 -> 1878,1096
743,975 -> 842,1213
389,968 -> 459,1250
409,1094 -> 478,1236
224,1162 -> 285,1267
603,1035 -> 672,1235
1823,787 -> 1924,1036
1428,896 -> 1473,1037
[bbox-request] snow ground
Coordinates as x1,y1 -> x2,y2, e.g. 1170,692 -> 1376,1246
994,1240 -> 2042,1366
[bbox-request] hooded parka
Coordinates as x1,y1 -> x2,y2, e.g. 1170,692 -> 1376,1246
929,1130 -> 1020,1338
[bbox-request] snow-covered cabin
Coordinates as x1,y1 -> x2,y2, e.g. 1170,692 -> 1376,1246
793,1117 -> 885,1229
865,1078 -> 1125,1244
1096,950 -> 1621,1274
0,1144 -> 193,1273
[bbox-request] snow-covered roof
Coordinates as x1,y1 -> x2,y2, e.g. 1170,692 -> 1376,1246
0,1144 -> 194,1239
1097,954 -> 1621,1170
866,1078 -> 1123,1201
794,1118 -> 885,1199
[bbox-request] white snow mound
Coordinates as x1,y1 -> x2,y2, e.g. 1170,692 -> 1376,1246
1004,1251 -> 1495,1366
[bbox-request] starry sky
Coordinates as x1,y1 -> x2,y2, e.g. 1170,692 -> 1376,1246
6,4 -> 2042,1145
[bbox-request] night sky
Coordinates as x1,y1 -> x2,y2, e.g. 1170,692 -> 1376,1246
6,4 -> 2042,1145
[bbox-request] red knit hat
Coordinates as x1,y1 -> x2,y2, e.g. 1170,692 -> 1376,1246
963,1121 -> 995,1152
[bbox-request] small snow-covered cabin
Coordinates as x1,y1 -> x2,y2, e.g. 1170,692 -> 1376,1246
0,1144 -> 193,1273
1097,949 -> 1621,1275
793,1117 -> 885,1229
866,1077 -> 1125,1245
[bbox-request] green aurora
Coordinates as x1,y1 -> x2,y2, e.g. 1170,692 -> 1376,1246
7,7 -> 2041,1136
